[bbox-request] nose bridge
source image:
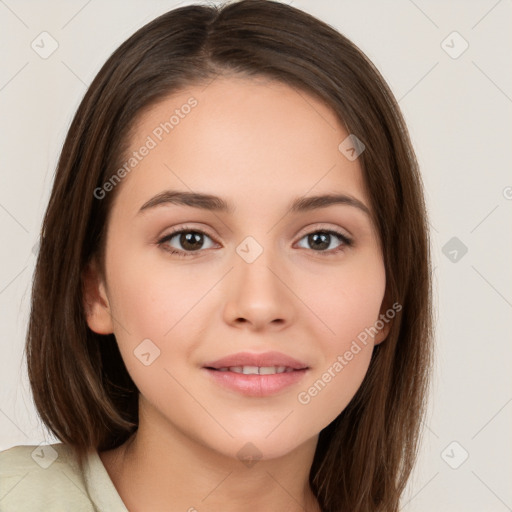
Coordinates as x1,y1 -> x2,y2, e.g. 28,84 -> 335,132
223,234 -> 294,328
234,234 -> 282,296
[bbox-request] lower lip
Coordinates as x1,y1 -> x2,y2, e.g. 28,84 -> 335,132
203,368 -> 308,397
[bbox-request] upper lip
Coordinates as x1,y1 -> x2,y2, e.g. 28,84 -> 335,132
203,351 -> 309,370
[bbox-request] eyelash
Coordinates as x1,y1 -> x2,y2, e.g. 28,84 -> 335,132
157,225 -> 353,258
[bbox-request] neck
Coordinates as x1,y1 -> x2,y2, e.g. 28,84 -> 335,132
101,415 -> 322,512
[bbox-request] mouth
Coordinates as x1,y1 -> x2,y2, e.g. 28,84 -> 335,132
202,351 -> 310,396
205,365 -> 302,375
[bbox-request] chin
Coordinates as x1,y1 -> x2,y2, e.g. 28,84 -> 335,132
214,431 -> 315,463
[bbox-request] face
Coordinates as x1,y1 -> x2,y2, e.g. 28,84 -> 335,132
84,75 -> 389,461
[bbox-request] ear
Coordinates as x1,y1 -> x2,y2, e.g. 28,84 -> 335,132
374,299 -> 392,346
82,258 -> 114,335
374,321 -> 390,346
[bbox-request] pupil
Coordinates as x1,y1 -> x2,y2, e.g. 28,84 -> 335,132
181,232 -> 203,251
309,232 -> 329,250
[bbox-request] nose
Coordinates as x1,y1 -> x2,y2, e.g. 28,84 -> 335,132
222,246 -> 295,332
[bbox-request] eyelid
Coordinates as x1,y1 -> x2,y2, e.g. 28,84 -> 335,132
295,222 -> 352,239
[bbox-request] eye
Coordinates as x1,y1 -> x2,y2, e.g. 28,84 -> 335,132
157,226 -> 353,258
295,229 -> 353,254
158,226 -> 218,257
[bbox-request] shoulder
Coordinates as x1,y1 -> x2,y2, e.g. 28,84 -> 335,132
0,443 -> 94,512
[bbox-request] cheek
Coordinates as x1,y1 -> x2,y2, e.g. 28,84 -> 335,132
305,254 -> 386,349
296,343 -> 373,435
106,243 -> 208,339
103,252 -> 202,403
104,246 -> 216,395
294,256 -> 385,425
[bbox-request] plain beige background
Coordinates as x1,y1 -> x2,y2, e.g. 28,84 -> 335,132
1,1 -> 511,510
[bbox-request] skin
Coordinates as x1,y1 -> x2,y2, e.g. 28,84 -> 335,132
83,75 -> 390,512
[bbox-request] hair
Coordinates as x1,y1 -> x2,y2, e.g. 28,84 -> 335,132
25,1 -> 433,510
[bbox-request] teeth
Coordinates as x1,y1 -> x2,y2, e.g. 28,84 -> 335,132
217,366 -> 293,375
242,366 -> 259,375
259,366 -> 282,375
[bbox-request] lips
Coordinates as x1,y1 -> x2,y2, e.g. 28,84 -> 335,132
203,351 -> 309,371
202,351 -> 310,397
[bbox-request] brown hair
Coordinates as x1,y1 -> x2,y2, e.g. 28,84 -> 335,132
26,1 -> 433,510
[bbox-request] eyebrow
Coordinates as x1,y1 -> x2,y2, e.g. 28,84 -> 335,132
138,190 -> 371,217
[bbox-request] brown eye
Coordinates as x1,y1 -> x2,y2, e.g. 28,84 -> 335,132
158,228 -> 217,257
175,231 -> 204,251
296,230 -> 352,253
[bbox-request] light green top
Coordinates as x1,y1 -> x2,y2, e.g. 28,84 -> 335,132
0,443 -> 128,511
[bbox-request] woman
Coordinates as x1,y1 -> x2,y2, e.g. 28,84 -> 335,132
0,1 -> 433,510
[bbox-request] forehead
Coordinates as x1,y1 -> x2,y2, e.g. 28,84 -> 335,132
116,75 -> 369,216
